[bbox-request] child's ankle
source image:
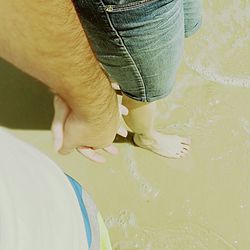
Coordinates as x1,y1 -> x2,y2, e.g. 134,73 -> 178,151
135,130 -> 157,139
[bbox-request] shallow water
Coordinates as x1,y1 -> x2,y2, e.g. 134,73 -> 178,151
1,0 -> 250,249
184,1 -> 250,87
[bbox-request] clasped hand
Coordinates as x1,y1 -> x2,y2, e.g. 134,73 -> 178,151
51,94 -> 128,163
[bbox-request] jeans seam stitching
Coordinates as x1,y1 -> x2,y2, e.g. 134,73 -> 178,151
105,0 -> 159,12
101,2 -> 147,101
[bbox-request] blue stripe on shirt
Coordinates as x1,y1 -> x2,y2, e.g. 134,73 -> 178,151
66,174 -> 92,248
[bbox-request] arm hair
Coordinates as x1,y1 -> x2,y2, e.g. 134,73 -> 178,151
0,0 -> 118,128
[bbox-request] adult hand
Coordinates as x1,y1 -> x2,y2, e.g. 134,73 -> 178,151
51,95 -> 128,163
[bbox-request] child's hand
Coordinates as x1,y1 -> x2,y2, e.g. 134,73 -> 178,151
51,95 -> 128,163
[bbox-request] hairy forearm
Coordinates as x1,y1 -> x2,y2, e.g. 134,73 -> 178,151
0,0 -> 118,129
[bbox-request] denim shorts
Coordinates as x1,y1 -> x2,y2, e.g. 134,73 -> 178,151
73,0 -> 202,102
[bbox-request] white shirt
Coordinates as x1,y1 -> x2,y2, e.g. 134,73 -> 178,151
0,128 -> 88,250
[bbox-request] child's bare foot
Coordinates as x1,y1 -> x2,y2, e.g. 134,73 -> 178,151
133,131 -> 191,158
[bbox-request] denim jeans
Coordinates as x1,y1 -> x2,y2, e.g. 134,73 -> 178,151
73,0 -> 202,102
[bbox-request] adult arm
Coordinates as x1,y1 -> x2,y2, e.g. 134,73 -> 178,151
0,0 -> 120,151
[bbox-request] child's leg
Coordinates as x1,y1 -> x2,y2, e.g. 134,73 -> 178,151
75,0 -> 192,158
122,95 -> 191,158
